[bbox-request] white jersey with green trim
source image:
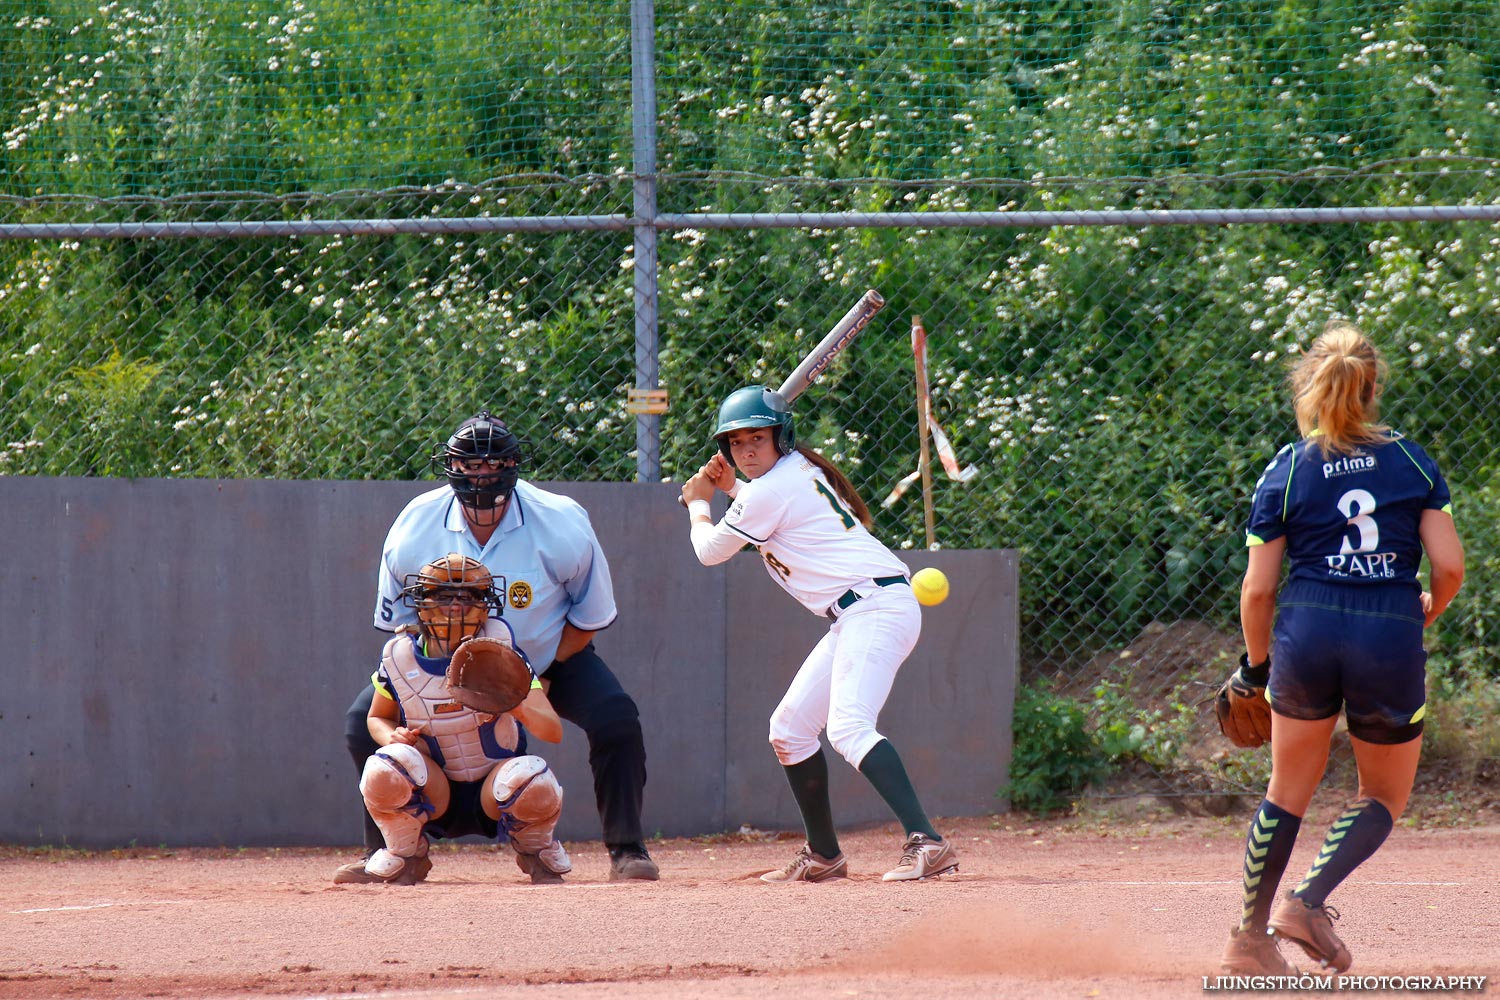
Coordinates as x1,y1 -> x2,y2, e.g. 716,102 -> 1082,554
701,452 -> 909,616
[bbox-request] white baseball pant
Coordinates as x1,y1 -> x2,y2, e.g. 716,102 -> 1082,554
768,585 -> 921,768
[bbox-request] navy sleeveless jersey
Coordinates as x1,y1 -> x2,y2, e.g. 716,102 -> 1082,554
1246,433 -> 1451,589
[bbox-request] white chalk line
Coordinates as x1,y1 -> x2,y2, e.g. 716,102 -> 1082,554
11,899 -> 196,914
8,881 -> 671,915
11,879 -> 1465,915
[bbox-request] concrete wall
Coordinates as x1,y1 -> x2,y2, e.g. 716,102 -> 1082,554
1,477 -> 1016,847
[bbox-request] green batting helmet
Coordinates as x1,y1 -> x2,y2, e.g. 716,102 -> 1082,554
714,385 -> 796,466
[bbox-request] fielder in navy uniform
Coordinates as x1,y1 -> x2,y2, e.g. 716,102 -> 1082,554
334,554 -> 572,886
344,411 -> 658,881
1220,322 -> 1464,974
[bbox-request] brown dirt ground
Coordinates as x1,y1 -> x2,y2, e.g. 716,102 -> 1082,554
3,811 -> 1497,1000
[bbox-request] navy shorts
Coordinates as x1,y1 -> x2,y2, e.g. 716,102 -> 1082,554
427,777 -> 500,842
1269,580 -> 1427,745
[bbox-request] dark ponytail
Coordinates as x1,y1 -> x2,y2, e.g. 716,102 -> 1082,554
795,445 -> 872,528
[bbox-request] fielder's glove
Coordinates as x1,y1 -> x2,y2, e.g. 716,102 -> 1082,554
1214,653 -> 1273,748
444,636 -> 534,715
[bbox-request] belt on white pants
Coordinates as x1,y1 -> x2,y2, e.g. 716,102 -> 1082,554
825,575 -> 908,621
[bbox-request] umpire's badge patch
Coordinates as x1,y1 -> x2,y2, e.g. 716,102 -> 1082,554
508,581 -> 533,610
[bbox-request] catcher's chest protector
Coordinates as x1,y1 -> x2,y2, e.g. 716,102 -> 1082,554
382,627 -> 524,782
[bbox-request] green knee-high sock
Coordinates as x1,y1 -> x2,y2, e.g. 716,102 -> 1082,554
858,739 -> 939,839
782,749 -> 840,859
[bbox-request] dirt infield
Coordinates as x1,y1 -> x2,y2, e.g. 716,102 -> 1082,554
3,812 -> 1496,1000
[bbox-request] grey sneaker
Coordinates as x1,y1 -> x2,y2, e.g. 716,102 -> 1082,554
881,832 -> 958,882
333,839 -> 432,886
760,844 -> 848,884
1220,926 -> 1297,975
1269,891 -> 1352,973
607,844 -> 660,882
514,839 -> 572,885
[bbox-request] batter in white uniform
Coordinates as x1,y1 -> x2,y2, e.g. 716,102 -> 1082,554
681,385 -> 959,884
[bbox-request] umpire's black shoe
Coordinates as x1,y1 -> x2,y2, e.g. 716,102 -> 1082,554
607,843 -> 660,881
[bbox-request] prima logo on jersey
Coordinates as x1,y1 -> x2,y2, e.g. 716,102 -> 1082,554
1323,453 -> 1376,479
508,581 -> 533,609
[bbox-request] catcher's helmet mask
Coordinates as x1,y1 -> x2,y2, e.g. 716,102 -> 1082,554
713,385 -> 796,469
402,554 -> 506,650
431,410 -> 527,514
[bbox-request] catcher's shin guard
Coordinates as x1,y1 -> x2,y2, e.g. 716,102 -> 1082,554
360,744 -> 433,861
491,755 -> 563,854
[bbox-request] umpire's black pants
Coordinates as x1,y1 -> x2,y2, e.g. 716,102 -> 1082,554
343,641 -> 648,852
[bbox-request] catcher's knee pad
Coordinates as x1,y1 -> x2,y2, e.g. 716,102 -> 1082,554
361,744 -> 429,806
491,755 -> 563,848
360,745 -> 432,857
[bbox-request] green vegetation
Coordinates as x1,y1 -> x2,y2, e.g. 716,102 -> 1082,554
1005,677 -> 1215,814
9,2 -> 1500,191
1003,681 -> 1107,814
1424,659 -> 1500,765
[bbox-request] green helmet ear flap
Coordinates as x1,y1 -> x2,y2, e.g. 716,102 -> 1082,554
713,385 -> 796,468
774,406 -> 797,455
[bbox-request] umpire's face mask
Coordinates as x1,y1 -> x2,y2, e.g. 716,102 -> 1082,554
448,457 -> 519,522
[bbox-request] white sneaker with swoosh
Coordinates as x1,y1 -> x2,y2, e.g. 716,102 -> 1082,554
882,833 -> 958,881
760,844 -> 848,884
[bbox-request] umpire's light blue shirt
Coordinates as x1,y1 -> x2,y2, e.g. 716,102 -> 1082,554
375,480 -> 618,671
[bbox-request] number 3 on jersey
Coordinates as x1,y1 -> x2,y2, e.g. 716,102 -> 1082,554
1338,488 -> 1379,553
1328,487 -> 1396,578
814,481 -> 857,530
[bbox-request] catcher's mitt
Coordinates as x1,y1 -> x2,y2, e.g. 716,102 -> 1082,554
1214,654 -> 1273,748
444,636 -> 534,715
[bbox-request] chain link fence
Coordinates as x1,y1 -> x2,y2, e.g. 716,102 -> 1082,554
5,1 -> 1500,807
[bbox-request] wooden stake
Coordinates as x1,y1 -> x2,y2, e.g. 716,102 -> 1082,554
912,315 -> 937,550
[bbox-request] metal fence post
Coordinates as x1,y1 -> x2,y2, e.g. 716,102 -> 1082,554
630,0 -> 661,482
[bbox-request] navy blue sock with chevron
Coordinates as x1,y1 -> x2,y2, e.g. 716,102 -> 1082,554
1294,797 -> 1394,907
1238,799 -> 1302,932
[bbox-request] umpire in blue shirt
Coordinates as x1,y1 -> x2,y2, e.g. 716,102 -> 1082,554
343,411 -> 659,881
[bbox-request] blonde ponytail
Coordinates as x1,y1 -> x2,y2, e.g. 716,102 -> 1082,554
1288,321 -> 1389,456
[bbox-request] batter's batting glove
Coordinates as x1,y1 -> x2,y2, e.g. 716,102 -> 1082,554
1214,653 -> 1273,749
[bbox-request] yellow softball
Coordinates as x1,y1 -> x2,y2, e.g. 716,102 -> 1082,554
911,567 -> 949,607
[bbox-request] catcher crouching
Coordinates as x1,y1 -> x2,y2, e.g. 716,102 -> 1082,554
334,554 -> 572,886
